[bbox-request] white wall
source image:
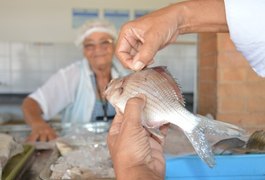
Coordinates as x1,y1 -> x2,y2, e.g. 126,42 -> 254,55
0,0 -> 183,43
0,0 -> 197,94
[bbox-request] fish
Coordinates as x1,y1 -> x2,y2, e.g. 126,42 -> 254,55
104,66 -> 246,167
212,130 -> 265,155
246,130 -> 265,151
212,138 -> 246,155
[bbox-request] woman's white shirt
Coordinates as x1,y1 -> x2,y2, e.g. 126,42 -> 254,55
30,61 -> 82,120
29,59 -> 127,121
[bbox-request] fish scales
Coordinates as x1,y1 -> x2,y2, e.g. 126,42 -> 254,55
126,82 -> 169,124
126,73 -> 180,124
127,79 -> 167,107
128,71 -> 181,116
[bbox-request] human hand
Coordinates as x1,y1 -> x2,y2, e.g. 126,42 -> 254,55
108,96 -> 168,180
27,121 -> 57,142
115,4 -> 180,71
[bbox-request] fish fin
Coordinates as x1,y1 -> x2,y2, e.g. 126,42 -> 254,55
173,78 -> 185,106
147,128 -> 164,140
197,115 -> 247,139
142,119 -> 165,140
152,66 -> 185,106
183,115 -> 247,167
184,127 -> 216,168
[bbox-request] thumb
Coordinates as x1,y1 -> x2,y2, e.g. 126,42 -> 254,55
123,95 -> 146,127
131,34 -> 161,71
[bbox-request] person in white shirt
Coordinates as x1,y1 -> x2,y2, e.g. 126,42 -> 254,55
108,0 -> 265,179
22,19 -> 128,142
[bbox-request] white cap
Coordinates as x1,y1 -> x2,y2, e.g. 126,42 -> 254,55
75,19 -> 117,47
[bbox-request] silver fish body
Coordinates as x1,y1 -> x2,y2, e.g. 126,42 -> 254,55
104,66 -> 245,167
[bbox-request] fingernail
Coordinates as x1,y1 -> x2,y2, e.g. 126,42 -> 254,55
148,59 -> 154,65
135,93 -> 146,101
132,61 -> 145,71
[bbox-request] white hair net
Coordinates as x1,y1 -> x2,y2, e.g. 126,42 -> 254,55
75,19 -> 117,46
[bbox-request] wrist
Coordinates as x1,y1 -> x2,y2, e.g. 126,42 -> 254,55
175,0 -> 228,34
29,119 -> 48,128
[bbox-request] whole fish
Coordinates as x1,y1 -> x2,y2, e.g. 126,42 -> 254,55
104,66 -> 245,167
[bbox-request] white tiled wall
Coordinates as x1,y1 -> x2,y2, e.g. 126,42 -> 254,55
153,34 -> 197,93
0,34 -> 197,94
0,41 -> 82,93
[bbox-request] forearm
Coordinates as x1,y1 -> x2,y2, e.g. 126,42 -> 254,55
174,0 -> 228,34
22,97 -> 46,127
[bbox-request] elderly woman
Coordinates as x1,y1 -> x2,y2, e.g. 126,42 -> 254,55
22,19 -> 128,142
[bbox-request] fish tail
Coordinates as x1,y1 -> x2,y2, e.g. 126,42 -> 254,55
183,115 -> 246,168
197,115 -> 246,139
184,125 -> 215,168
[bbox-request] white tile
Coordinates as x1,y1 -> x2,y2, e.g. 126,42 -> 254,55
177,34 -> 198,42
11,42 -> 25,58
25,43 -> 41,57
40,56 -> 57,71
55,56 -> 74,70
11,57 -> 39,71
0,56 -> 10,71
40,71 -> 55,84
11,57 -> 23,71
55,43 -> 76,56
11,72 -> 40,85
11,72 -> 41,93
0,72 -> 11,93
0,42 -> 10,56
40,43 -> 56,56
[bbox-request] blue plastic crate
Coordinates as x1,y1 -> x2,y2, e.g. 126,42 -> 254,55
165,154 -> 265,180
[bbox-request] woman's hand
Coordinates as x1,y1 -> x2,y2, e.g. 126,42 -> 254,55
27,121 -> 57,142
22,97 -> 57,142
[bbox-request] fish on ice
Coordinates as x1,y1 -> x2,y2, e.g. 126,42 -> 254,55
104,66 -> 246,167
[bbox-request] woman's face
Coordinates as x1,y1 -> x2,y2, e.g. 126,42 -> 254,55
83,32 -> 115,70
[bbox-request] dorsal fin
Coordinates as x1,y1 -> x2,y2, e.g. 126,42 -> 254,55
152,66 -> 185,106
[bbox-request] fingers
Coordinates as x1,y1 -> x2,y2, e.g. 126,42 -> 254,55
116,26 -> 158,71
109,113 -> 123,135
107,107 -> 124,150
26,128 -> 57,142
108,107 -> 123,137
108,112 -> 123,147
48,131 -> 58,141
159,123 -> 170,137
26,132 -> 48,142
26,133 -> 39,142
115,27 -> 141,69
131,33 -> 161,71
123,96 -> 146,128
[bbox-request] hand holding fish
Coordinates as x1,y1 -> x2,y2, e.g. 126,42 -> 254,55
115,4 -> 179,71
115,0 -> 228,71
107,96 -> 167,180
